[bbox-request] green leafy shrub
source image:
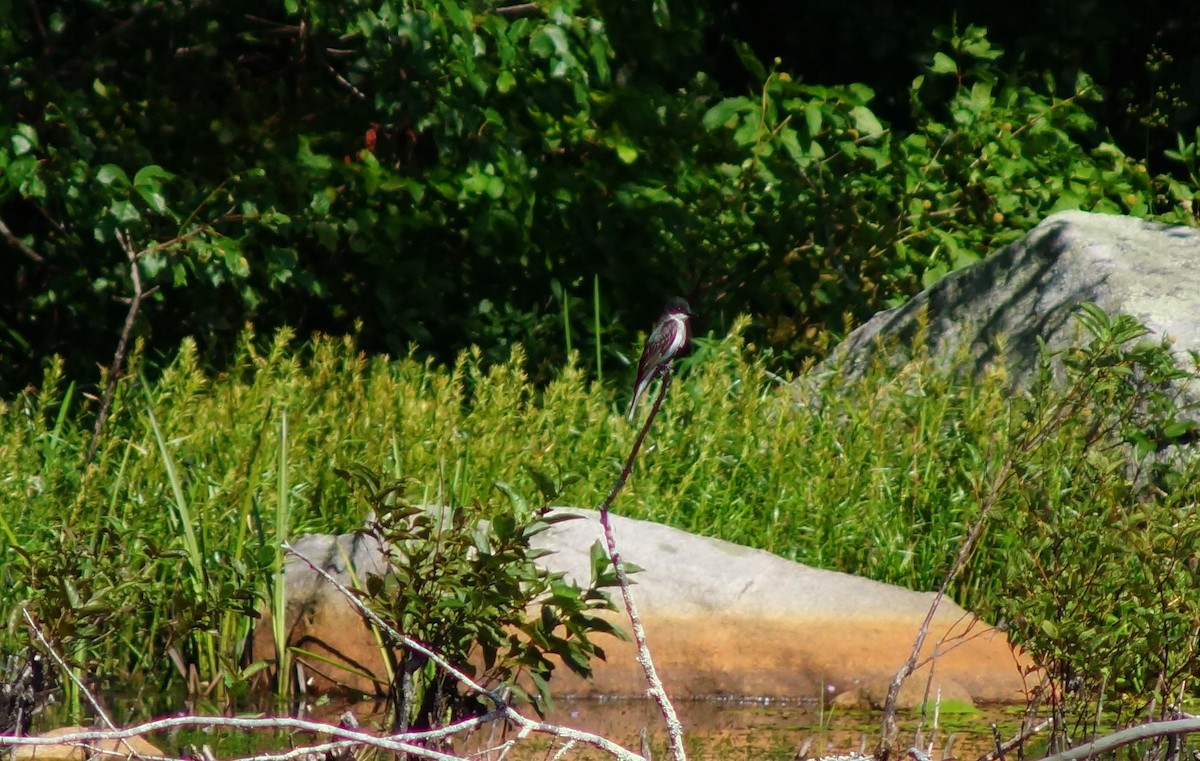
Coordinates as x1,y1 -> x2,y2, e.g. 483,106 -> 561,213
4,7 -> 1199,395
692,24 -> 1191,361
341,466 -> 622,733
983,306 -> 1200,746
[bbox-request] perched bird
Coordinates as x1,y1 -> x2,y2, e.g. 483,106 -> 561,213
626,297 -> 694,421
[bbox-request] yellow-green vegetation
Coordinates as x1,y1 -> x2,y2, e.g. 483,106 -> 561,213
3,307 -> 1200,736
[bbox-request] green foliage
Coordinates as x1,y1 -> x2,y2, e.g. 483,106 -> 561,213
1163,127 -> 1200,221
0,330 -> 630,718
4,7 -> 1199,393
985,305 -> 1200,745
692,23 -> 1189,359
342,467 -> 621,731
4,308 -> 1200,730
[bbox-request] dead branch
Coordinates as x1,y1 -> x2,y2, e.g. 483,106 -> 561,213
85,229 -> 144,466
0,216 -> 43,263
596,369 -> 687,761
1036,718 -> 1200,761
974,718 -> 1052,761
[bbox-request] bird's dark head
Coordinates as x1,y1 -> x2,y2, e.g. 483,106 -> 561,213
663,297 -> 696,319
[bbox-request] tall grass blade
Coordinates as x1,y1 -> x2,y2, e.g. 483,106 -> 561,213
142,382 -> 207,594
272,409 -> 291,701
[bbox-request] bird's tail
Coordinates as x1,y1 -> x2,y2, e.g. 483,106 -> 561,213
625,379 -> 649,422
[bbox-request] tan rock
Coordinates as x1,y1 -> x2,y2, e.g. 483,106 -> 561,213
252,509 -> 1032,707
249,531 -> 390,697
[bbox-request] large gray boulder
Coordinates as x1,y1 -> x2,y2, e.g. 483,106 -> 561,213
253,509 -> 1026,708
826,211 -> 1200,389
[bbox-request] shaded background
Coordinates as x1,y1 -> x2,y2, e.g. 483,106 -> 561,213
2,0 -> 1197,394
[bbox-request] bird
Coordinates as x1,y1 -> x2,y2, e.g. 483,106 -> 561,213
626,297 -> 695,421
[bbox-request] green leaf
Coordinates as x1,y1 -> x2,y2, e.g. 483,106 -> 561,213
492,513 -> 516,541
496,69 -> 516,94
531,26 -> 570,63
135,185 -> 168,214
650,0 -> 670,27
850,106 -> 883,137
220,239 -> 249,277
930,52 -> 958,74
804,102 -> 823,137
11,124 -> 37,155
779,125 -> 805,166
732,40 -> 766,83
732,111 -> 762,147
1163,421 -> 1197,439
5,156 -> 38,189
133,165 -> 175,187
525,466 -> 559,502
702,96 -> 754,131
298,139 -> 334,172
493,480 -> 528,514
108,200 -> 140,223
97,164 -> 130,187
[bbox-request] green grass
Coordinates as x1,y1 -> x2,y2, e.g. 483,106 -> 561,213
0,322 -> 1013,594
4,312 -> 1200,727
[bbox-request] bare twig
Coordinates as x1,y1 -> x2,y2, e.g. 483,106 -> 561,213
974,718 -> 1051,761
283,545 -> 507,708
84,213 -> 235,465
1037,718 -> 1200,761
0,215 -> 43,263
877,466 -> 1007,757
85,230 -> 144,466
596,369 -> 687,761
493,3 -> 542,16
0,715 -> 472,761
21,606 -> 147,760
879,359 -> 1100,758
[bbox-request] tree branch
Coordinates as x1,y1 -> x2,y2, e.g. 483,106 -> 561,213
0,215 -> 43,263
85,229 -> 144,467
597,367 -> 688,761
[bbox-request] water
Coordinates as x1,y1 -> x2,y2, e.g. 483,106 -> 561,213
24,695 -> 1035,761
449,697 -> 1033,761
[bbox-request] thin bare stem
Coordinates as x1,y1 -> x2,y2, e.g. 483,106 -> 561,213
83,208 -> 237,466
877,459 -> 1012,757
1037,717 -> 1200,761
85,229 -> 144,466
597,368 -> 688,761
22,605 -> 146,760
493,3 -> 542,15
878,350 -> 1109,759
0,215 -> 43,262
0,716 -> 471,761
974,718 -> 1052,761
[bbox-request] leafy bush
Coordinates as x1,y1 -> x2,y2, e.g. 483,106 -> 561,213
3,6 -> 1198,394
342,467 -> 622,733
693,24 -> 1194,362
984,306 -> 1200,746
